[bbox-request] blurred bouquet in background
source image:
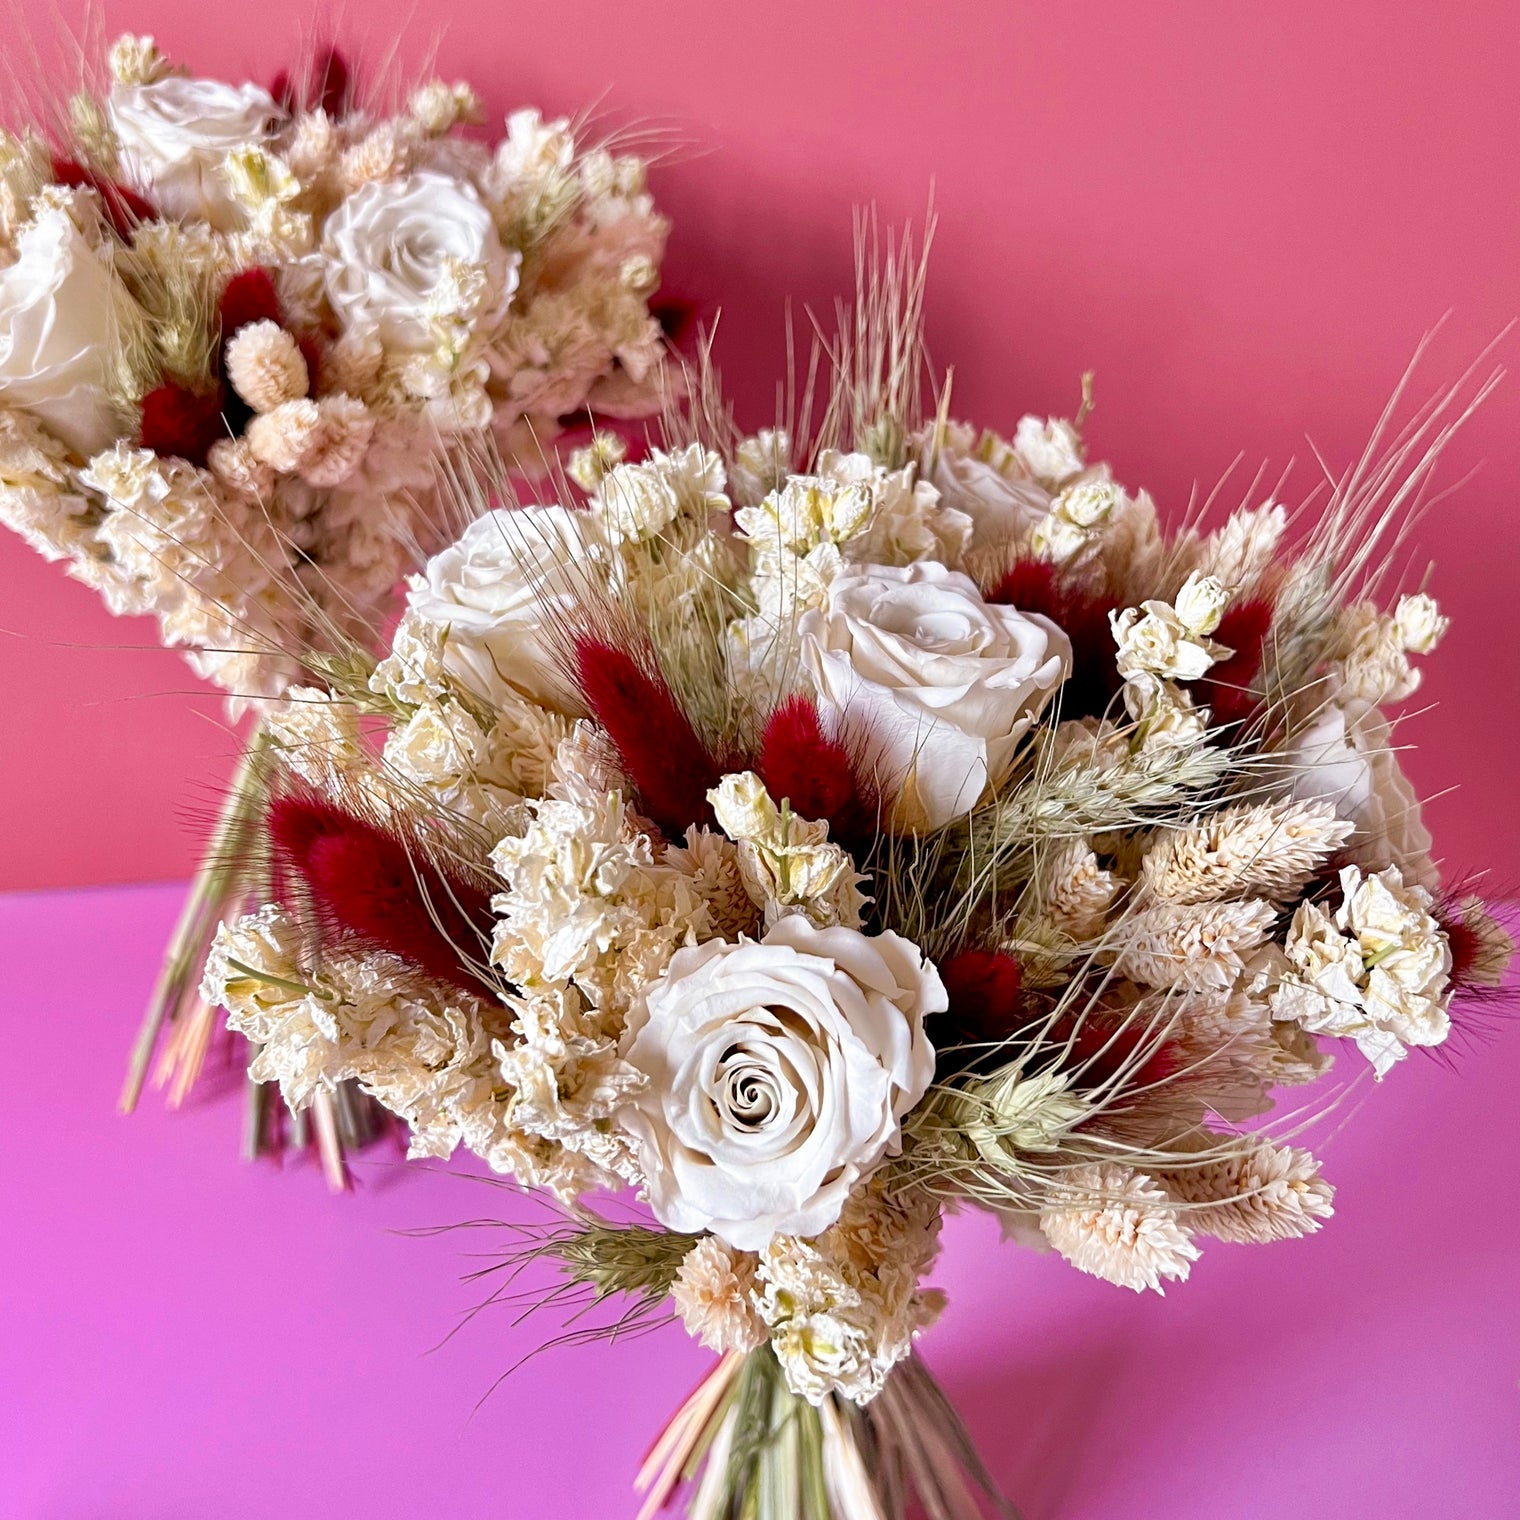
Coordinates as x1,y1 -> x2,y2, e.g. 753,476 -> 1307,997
0,33 -> 675,1151
199,225 -> 1512,1516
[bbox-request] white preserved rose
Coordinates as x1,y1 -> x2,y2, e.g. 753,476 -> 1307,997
109,75 -> 280,227
798,561 -> 1071,830
1284,705 -> 1436,890
320,171 -> 519,355
617,917 -> 942,1250
918,431 -> 1050,552
407,505 -> 604,710
0,208 -> 136,456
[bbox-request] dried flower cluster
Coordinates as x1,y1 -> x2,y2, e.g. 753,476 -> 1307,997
184,233 -> 1509,1518
0,36 -> 671,705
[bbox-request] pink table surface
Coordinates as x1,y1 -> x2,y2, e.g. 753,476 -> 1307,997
3,881 -> 1517,1519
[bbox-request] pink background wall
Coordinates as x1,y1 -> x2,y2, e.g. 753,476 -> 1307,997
4,0 -> 1518,889
5,884 -> 1518,1518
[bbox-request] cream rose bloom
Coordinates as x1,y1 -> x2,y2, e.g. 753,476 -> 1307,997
1284,705 -> 1436,890
407,505 -> 604,711
919,429 -> 1050,552
617,917 -> 942,1250
0,209 -> 136,456
109,75 -> 280,227
321,172 -> 519,355
798,561 -> 1071,830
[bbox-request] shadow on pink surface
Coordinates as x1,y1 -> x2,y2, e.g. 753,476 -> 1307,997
2,882 -> 1516,1518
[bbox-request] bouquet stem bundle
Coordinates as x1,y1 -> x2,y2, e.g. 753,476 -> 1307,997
120,727 -> 271,1113
639,1351 -> 1014,1520
119,724 -> 388,1185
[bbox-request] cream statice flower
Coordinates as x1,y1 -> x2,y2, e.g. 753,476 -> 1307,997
1393,592 -> 1448,654
1271,863 -> 1452,1076
1111,572 -> 1232,683
1124,673 -> 1212,753
728,428 -> 792,508
732,451 -> 968,585
264,686 -> 369,790
1030,474 -> 1124,565
495,984 -> 646,1190
662,827 -> 762,941
489,730 -> 719,1016
617,918 -> 941,1249
818,449 -> 972,568
205,906 -> 517,1164
671,1237 -> 767,1354
1039,1161 -> 1200,1293
1012,413 -> 1085,486
592,443 -> 728,544
708,771 -> 868,929
1324,601 -> 1420,713
754,1184 -> 943,1405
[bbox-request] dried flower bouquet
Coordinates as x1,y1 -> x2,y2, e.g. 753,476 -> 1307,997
0,34 -> 676,1166
193,223 -> 1513,1514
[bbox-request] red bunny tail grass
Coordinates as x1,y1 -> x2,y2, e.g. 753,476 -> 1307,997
572,637 -> 726,837
218,267 -> 284,338
139,380 -> 229,467
1198,597 -> 1275,731
931,949 -> 1027,1071
312,47 -> 352,117
267,794 -> 495,994
988,558 -> 1123,719
1059,1010 -> 1180,1099
49,156 -> 156,240
1437,892 -> 1517,992
756,695 -> 881,854
272,46 -> 351,117
651,295 -> 699,343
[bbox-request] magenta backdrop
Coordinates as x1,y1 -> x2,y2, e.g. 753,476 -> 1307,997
4,882 -> 1519,1517
1,0 -> 1518,889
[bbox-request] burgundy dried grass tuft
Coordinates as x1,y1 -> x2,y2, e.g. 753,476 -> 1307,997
934,948 -> 1026,1062
988,558 -> 1122,719
218,267 -> 284,338
139,380 -> 228,468
267,794 -> 494,994
572,637 -> 725,836
49,156 -> 155,240
272,46 -> 351,117
1198,598 -> 1275,730
756,695 -> 880,854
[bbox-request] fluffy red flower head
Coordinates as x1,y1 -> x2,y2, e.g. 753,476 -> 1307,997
218,268 -> 284,339
139,381 -> 228,468
49,156 -> 156,241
